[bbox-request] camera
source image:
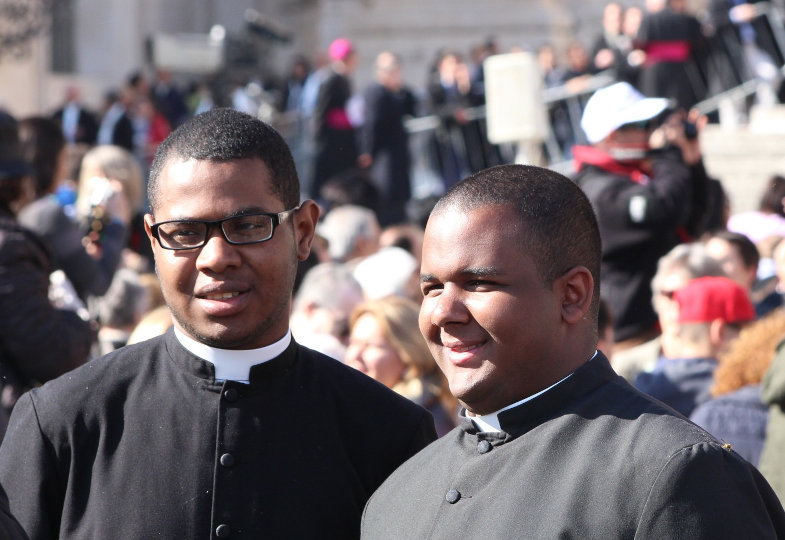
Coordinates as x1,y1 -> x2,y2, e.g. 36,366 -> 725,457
683,119 -> 698,140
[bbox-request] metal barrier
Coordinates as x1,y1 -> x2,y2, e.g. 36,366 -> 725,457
405,72 -> 614,196
406,2 -> 785,195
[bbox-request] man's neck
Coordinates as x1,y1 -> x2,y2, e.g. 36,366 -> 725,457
466,351 -> 597,432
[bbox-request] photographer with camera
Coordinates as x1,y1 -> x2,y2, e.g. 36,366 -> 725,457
572,82 -> 717,355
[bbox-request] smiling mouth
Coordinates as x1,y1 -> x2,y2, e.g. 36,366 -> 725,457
203,292 -> 240,300
449,343 -> 481,352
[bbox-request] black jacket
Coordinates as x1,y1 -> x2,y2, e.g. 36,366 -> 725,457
0,209 -> 91,440
362,353 -> 785,538
572,146 -> 708,342
0,330 -> 436,539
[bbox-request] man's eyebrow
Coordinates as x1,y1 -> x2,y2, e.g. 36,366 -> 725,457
420,267 -> 501,283
461,267 -> 501,278
420,273 -> 438,283
227,207 -> 268,218
167,207 -> 268,221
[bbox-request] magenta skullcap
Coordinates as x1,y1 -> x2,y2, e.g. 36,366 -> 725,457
329,38 -> 354,61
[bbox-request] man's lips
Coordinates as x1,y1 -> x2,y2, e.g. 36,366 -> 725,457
195,286 -> 249,316
440,339 -> 486,365
201,291 -> 240,300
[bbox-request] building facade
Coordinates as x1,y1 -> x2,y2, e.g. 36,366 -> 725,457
0,0 -> 647,116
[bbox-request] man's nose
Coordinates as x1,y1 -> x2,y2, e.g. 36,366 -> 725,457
195,228 -> 242,272
427,286 -> 469,327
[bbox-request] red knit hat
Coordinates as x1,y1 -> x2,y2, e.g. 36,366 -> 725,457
674,276 -> 755,324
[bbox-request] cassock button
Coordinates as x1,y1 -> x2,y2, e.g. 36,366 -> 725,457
215,523 -> 231,537
477,440 -> 492,454
223,388 -> 239,402
445,489 -> 461,504
220,453 -> 235,467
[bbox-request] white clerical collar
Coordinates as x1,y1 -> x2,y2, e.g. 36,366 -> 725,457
174,326 -> 291,384
467,351 -> 598,433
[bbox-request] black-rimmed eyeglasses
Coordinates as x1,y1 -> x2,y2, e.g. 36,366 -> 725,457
150,207 -> 299,250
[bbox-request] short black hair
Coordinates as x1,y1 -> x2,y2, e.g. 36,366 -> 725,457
709,230 -> 760,269
148,108 -> 300,214
433,164 -> 602,320
19,116 -> 65,197
759,175 -> 785,217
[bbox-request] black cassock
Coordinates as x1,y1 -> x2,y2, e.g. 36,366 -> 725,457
0,330 -> 436,539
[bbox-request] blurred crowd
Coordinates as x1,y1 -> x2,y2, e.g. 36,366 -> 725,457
4,0 -> 785,504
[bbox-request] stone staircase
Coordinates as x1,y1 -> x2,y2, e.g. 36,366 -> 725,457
700,105 -> 785,216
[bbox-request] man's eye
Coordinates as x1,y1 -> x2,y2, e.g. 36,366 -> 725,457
175,228 -> 198,236
162,224 -> 201,239
235,221 -> 265,231
421,284 -> 442,296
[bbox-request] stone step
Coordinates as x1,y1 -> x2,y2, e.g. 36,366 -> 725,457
700,122 -> 785,216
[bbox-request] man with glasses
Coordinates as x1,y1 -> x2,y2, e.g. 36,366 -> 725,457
0,108 -> 436,539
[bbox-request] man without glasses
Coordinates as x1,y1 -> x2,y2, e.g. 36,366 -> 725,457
361,164 -> 785,538
0,108 -> 436,539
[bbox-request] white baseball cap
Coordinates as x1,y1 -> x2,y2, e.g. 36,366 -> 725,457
580,82 -> 670,144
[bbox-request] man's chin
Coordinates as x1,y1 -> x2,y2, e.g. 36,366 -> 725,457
176,318 -> 253,350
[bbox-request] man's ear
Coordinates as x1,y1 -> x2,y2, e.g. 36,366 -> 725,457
557,266 -> 594,324
709,319 -> 726,348
143,214 -> 157,250
293,200 -> 320,261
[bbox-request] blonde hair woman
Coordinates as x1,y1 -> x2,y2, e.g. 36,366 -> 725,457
345,296 -> 456,435
77,145 -> 143,227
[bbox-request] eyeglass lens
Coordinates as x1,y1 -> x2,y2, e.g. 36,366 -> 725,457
157,215 -> 274,249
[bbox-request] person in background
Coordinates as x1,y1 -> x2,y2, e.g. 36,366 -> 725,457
379,223 -> 424,266
537,44 -> 573,157
358,51 -> 417,226
75,144 -> 143,268
573,82 -> 710,353
17,118 -> 126,303
317,204 -> 380,264
0,108 -> 435,539
51,85 -> 97,146
704,230 -> 779,316
591,3 -> 625,74
709,0 -> 784,106
352,246 -> 421,303
96,88 -> 134,152
289,262 -> 365,361
635,276 -> 756,416
612,242 -> 725,382
564,41 -> 593,82
346,297 -> 456,436
634,0 -> 707,109
705,231 -> 759,291
0,111 -> 92,442
727,175 -> 785,244
126,305 -> 173,345
93,268 -> 150,356
152,68 -> 189,129
690,308 -> 785,466
427,49 -> 492,188
760,327 -> 785,500
311,38 -> 360,201
132,97 -> 171,166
